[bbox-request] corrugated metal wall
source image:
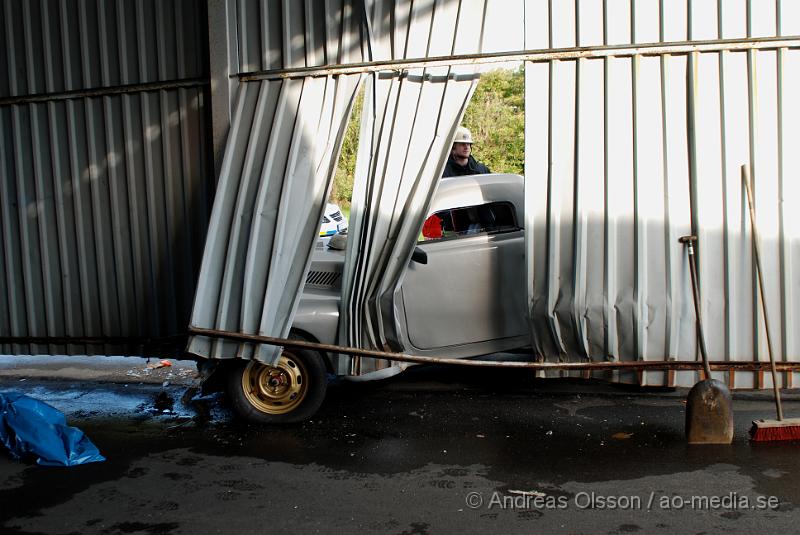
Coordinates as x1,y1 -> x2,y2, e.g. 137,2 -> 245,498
4,0 -> 799,393
0,0 -> 212,357
524,0 -> 800,388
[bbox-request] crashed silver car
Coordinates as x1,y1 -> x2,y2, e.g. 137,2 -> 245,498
224,174 -> 530,423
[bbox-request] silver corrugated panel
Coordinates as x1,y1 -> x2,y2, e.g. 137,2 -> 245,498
222,0 -> 365,104
233,0 -> 356,73
339,0 -> 486,376
208,0 -> 367,193
524,0 -> 800,388
188,1 -> 364,363
0,1 -> 212,356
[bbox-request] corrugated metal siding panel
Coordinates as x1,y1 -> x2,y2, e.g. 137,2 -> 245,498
524,0 -> 800,388
0,1 -> 212,356
0,0 -> 204,98
209,0 -> 365,172
232,0 -> 364,74
188,0 -> 364,363
0,90 -> 211,356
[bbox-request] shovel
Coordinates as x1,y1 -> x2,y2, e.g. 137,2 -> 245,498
680,235 -> 734,444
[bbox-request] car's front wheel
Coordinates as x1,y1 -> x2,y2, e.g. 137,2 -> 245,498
226,348 -> 327,424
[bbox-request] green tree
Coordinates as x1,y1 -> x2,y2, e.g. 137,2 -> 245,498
331,67 -> 525,206
331,88 -> 363,207
461,67 -> 525,175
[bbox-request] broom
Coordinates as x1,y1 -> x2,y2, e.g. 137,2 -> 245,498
743,165 -> 800,441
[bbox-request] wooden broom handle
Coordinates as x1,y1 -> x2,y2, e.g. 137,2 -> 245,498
742,164 -> 783,421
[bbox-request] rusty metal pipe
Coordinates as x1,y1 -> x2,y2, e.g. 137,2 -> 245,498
188,326 -> 800,372
238,36 -> 800,82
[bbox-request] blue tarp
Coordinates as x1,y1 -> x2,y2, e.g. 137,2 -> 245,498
0,393 -> 105,466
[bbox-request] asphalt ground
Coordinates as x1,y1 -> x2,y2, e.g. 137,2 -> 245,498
1,355 -> 800,534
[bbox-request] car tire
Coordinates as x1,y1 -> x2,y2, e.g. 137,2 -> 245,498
226,348 -> 327,424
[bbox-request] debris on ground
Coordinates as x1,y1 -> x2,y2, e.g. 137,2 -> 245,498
611,432 -> 634,440
152,391 -> 175,414
126,360 -> 197,383
185,391 -> 228,422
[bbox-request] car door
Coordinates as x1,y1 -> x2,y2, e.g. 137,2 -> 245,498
399,200 -> 528,353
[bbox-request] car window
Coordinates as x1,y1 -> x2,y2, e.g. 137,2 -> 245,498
420,201 -> 519,241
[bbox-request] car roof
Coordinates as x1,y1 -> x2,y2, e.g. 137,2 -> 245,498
430,173 -> 524,224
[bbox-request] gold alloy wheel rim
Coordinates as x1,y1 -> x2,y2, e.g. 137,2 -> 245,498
241,352 -> 307,415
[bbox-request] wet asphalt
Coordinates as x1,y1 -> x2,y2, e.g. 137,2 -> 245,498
1,357 -> 800,534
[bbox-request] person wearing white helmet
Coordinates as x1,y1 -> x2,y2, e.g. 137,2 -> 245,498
442,126 -> 490,178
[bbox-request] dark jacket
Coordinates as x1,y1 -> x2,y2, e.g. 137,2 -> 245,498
441,154 -> 490,178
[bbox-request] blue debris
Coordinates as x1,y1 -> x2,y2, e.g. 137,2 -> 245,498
0,393 -> 105,466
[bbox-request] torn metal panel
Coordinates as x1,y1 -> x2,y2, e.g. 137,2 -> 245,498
523,0 -> 800,388
338,70 -> 478,375
187,74 -> 362,363
339,0 -> 487,375
188,1 -> 365,363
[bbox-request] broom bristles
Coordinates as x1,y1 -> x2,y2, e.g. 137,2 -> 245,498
750,418 -> 800,442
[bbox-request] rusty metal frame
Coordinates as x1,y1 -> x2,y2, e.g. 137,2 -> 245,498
238,35 -> 800,82
188,326 -> 800,372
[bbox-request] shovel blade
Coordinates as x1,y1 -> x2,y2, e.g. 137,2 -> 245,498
685,379 -> 734,444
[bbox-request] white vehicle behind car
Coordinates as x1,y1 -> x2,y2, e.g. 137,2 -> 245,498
319,202 -> 348,237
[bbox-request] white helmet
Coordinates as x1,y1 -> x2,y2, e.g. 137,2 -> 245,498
453,126 -> 473,144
